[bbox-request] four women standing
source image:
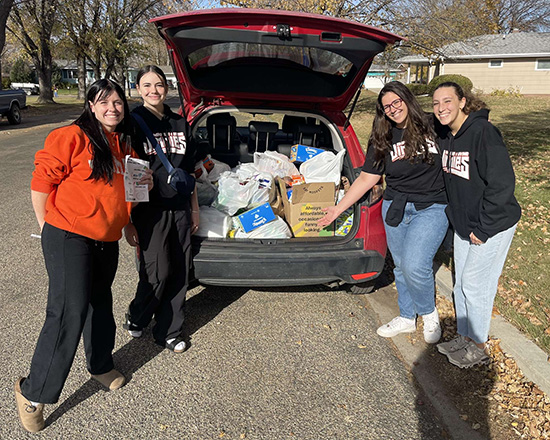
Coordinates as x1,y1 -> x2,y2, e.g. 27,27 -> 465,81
15,75 -> 521,432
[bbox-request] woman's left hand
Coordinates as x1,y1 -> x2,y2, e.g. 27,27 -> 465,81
470,232 -> 485,245
191,209 -> 200,235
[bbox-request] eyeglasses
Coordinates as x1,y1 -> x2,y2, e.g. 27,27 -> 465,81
383,98 -> 403,113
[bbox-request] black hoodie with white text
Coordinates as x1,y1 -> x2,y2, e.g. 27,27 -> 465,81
437,108 -> 521,242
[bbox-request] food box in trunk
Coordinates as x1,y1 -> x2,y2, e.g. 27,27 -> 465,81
276,178 -> 335,237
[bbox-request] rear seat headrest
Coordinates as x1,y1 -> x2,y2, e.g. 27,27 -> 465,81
207,113 -> 237,150
248,121 -> 279,133
281,115 -> 307,133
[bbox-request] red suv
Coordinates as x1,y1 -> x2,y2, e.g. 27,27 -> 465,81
151,8 -> 402,292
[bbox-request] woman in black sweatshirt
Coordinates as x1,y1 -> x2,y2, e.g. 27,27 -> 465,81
432,82 -> 521,368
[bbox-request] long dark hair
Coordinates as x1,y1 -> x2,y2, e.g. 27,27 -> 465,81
136,65 -> 168,88
74,79 -> 132,183
433,81 -> 488,115
369,81 -> 435,164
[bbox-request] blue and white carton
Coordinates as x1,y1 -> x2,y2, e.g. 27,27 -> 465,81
237,203 -> 277,233
290,144 -> 324,163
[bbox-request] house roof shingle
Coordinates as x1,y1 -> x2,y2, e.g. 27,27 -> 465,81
398,32 -> 550,63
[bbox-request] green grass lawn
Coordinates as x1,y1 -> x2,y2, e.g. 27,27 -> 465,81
350,92 -> 550,353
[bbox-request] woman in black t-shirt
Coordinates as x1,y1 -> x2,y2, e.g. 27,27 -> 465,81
319,81 -> 448,343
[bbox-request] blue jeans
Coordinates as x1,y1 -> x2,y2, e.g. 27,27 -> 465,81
453,224 -> 517,344
382,200 -> 449,319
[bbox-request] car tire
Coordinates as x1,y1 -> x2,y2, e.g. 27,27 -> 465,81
7,102 -> 21,125
348,281 -> 375,294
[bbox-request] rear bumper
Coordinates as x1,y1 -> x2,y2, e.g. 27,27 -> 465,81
192,240 -> 385,287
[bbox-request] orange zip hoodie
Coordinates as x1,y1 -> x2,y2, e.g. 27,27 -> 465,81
31,124 -> 134,242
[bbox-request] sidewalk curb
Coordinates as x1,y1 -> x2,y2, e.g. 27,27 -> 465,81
434,265 -> 550,396
364,287 -> 485,440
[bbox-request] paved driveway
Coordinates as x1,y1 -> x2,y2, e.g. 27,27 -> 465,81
0,110 -> 444,439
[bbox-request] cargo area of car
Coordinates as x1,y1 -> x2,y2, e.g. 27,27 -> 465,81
189,108 -> 369,244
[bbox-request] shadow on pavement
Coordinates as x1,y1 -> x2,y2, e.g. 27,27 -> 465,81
45,285 -> 247,427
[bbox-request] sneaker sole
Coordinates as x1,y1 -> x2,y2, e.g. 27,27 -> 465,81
376,327 -> 416,338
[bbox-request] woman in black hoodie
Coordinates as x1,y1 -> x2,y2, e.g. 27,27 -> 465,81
123,65 -> 199,353
432,82 -> 521,368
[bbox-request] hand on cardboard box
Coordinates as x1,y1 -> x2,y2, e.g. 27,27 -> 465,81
318,206 -> 339,227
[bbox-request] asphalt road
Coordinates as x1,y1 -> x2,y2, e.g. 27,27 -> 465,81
0,107 -> 446,439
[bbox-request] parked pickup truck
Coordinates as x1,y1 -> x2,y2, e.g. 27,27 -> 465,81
10,82 -> 39,95
0,89 -> 26,125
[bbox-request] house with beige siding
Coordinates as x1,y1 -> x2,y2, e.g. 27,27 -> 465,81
398,31 -> 550,95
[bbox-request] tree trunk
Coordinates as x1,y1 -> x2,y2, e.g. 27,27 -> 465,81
0,0 -> 15,90
37,35 -> 54,103
77,54 -> 86,100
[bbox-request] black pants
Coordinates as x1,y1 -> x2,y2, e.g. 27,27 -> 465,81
127,208 -> 191,342
21,223 -> 118,404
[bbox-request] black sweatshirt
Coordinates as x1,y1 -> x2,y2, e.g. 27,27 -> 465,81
437,109 -> 521,242
131,104 -> 196,211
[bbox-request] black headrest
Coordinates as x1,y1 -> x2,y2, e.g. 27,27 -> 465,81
281,115 -> 307,133
207,113 -> 236,130
248,121 -> 279,134
297,124 -> 323,135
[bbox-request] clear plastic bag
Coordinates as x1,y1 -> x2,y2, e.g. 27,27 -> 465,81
253,151 -> 299,178
196,206 -> 230,238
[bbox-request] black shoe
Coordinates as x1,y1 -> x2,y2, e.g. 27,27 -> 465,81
155,337 -> 186,353
123,313 -> 142,338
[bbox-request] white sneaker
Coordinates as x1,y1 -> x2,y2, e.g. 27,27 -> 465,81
377,316 -> 416,338
422,309 -> 441,344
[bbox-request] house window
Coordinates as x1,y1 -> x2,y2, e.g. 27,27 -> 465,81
536,59 -> 550,70
489,60 -> 503,68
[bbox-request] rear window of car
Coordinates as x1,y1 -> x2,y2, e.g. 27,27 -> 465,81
188,42 -> 354,77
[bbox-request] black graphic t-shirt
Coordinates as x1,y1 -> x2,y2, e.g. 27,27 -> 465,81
362,127 -> 446,201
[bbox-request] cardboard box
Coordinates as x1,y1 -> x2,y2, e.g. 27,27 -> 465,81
277,178 -> 335,237
290,144 -> 324,163
237,203 -> 277,233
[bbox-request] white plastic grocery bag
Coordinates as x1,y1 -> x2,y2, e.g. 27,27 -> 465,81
212,172 -> 256,215
234,216 -> 292,239
300,150 -> 346,186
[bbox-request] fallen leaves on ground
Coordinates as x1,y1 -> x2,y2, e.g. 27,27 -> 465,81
436,295 -> 550,439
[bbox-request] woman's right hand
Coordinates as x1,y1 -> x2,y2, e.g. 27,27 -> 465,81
318,206 -> 341,227
124,222 -> 139,247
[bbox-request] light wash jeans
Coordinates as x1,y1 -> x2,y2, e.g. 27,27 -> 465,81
453,224 -> 517,344
382,200 -> 449,319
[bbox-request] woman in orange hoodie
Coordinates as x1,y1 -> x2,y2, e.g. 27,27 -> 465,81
14,79 -> 152,433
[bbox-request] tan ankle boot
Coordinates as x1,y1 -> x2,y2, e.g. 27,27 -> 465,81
91,369 -> 126,390
14,377 -> 45,433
